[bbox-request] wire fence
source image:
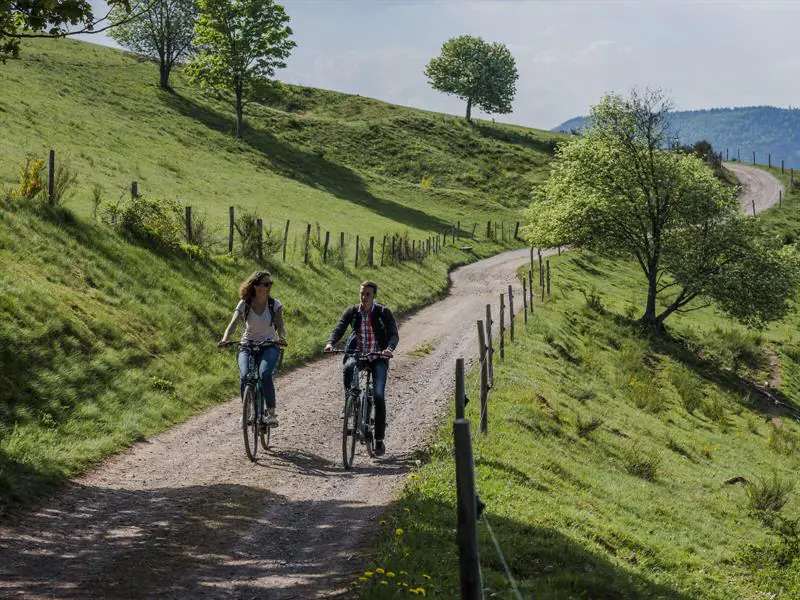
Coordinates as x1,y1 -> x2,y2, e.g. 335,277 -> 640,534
451,248 -> 553,599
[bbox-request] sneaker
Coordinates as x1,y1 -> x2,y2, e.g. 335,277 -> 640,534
264,414 -> 279,428
374,440 -> 385,457
339,408 -> 345,419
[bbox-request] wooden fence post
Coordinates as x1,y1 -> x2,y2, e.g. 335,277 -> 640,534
257,218 -> 263,262
485,304 -> 494,389
339,232 -> 345,267
508,284 -> 515,342
769,153 -> 771,168
282,220 -> 290,262
368,236 -> 375,267
380,235 -> 387,266
304,223 -> 312,265
185,206 -> 192,243
522,277 -> 528,324
229,206 -> 235,253
528,270 -> 534,312
323,231 -> 330,263
391,237 -> 396,263
753,151 -> 756,165
355,235 -> 360,268
792,168 -> 794,186
454,418 -> 481,599
486,220 -> 491,239
499,293 -> 505,361
131,181 -> 138,198
546,259 -> 551,295
471,223 -> 477,239
782,160 -> 785,174
477,321 -> 488,435
48,149 -> 55,203
455,358 -> 465,419
514,221 -> 520,239
456,220 -> 460,240
780,190 -> 782,208
752,198 -> 756,217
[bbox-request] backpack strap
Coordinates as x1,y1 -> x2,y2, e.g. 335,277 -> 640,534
242,299 -> 276,323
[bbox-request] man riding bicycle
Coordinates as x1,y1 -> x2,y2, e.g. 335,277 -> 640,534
324,280 -> 399,457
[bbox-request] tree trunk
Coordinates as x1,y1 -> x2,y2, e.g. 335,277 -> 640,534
640,267 -> 659,329
235,84 -> 244,139
465,97 -> 472,122
159,61 -> 172,91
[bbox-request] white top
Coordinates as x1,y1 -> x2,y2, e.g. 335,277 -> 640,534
236,299 -> 282,343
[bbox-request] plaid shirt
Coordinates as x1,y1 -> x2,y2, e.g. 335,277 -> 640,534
358,305 -> 380,358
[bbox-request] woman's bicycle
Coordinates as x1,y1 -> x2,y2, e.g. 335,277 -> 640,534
327,350 -> 387,469
220,339 -> 285,462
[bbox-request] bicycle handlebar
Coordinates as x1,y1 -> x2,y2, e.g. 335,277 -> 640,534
324,349 -> 391,359
218,339 -> 287,348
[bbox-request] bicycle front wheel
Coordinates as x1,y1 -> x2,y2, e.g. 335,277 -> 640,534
342,394 -> 357,470
242,385 -> 258,462
363,387 -> 376,458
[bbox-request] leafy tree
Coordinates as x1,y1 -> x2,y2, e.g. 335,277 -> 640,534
424,34 -> 518,122
185,0 -> 294,139
109,0 -> 197,90
0,0 -> 132,62
524,88 -> 800,331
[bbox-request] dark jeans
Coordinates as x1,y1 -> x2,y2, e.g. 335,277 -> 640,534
238,345 -> 280,410
343,357 -> 389,441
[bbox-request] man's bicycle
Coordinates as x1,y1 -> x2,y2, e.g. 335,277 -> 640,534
220,339 -> 285,462
327,350 -> 387,469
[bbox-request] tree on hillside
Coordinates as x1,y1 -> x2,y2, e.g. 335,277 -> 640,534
0,0 -> 135,62
424,34 -> 518,122
109,0 -> 197,90
524,88 -> 800,331
185,0 -> 294,139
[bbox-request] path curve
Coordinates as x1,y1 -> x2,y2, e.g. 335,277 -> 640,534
725,162 -> 785,214
0,163 -> 783,599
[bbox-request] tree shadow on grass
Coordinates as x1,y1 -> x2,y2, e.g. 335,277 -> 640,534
469,121 -> 562,156
161,92 -> 453,233
366,495 -> 695,600
0,482 -> 394,599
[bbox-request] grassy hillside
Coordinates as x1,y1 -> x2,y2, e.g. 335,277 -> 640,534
554,106 -> 800,169
0,38 -> 569,511
356,168 -> 800,597
0,38 -> 567,238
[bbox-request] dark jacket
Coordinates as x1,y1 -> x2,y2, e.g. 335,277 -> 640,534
327,303 -> 399,354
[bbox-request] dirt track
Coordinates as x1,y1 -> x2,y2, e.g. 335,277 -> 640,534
0,164 -> 782,599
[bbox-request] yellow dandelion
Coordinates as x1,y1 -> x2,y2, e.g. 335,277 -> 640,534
386,571 -> 396,577
359,577 -> 368,582
395,528 -> 404,536
422,574 -> 432,580
375,567 -> 385,574
364,571 -> 374,577
400,571 -> 408,575
380,581 -> 388,585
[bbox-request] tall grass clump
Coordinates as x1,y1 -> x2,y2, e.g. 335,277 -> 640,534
622,441 -> 662,481
669,363 -> 704,413
746,471 -> 794,516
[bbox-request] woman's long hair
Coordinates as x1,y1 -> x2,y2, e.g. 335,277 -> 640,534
239,270 -> 272,303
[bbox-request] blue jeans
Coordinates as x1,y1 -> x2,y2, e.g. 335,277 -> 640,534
238,345 -> 280,410
343,357 -> 389,441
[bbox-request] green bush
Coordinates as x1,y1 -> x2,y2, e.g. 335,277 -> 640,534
669,364 -> 704,413
104,193 -> 183,250
622,441 -> 661,481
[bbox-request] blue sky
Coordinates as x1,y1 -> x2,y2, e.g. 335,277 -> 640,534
79,0 -> 800,130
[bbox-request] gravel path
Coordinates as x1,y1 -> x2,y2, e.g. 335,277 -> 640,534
725,162 -> 785,214
0,164 -> 782,599
0,244 -> 539,599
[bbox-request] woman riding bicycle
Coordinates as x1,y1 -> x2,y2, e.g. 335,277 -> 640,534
218,270 -> 287,427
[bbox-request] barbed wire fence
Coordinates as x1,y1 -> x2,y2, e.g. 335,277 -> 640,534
451,249 -> 552,599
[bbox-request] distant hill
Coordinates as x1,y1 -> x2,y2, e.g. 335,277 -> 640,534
553,106 -> 800,169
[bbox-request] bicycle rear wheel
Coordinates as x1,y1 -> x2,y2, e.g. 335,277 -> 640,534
242,385 -> 258,462
342,393 -> 357,469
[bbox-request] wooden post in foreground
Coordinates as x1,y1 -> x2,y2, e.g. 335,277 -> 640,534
508,284 -> 515,342
454,418 -> 481,599
323,231 -> 330,263
229,206 -> 235,253
282,220 -> 290,262
499,293 -> 505,361
185,206 -> 192,243
522,278 -> 528,324
455,358 -> 465,419
304,223 -> 312,265
528,270 -> 534,312
546,259 -> 551,296
485,304 -> 494,388
355,235 -> 360,268
476,321 -> 488,435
